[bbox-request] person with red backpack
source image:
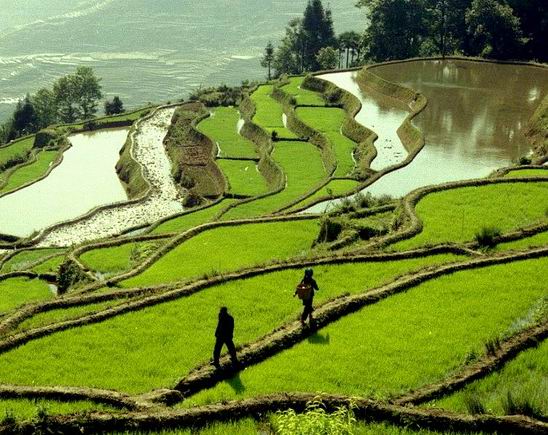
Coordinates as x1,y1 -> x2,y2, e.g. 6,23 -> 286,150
294,268 -> 319,327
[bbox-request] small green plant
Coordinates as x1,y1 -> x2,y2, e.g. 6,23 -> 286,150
1,410 -> 15,426
272,398 -> 356,435
485,336 -> 501,356
463,392 -> 486,415
474,226 -> 501,249
501,391 -> 542,418
271,130 -> 279,141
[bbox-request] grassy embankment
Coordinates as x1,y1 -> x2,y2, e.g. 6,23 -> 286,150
431,340 -> 547,417
0,248 -> 63,273
251,85 -> 296,139
0,277 -> 54,313
280,76 -> 325,106
496,230 -> 548,251
220,141 -> 327,219
120,219 -> 320,288
187,257 -> 547,405
0,399 -> 114,421
197,107 -> 256,159
503,168 -> 547,178
295,107 -> 357,178
393,183 -> 548,250
79,240 -> 166,277
0,254 -> 459,393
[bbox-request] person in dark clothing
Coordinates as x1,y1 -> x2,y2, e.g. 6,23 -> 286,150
212,307 -> 239,368
294,268 -> 319,327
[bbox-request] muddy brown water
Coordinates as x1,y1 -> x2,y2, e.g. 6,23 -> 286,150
308,59 -> 548,212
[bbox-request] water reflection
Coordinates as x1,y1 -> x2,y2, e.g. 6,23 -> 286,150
0,128 -> 128,237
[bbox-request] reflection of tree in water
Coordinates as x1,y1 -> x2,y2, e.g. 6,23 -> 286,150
374,60 -> 548,160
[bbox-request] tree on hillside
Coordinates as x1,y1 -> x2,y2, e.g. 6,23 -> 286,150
466,0 -> 524,59
54,66 -> 102,123
357,0 -> 427,61
316,46 -> 339,70
301,0 -> 336,70
32,88 -> 58,129
338,31 -> 361,68
105,96 -> 125,115
9,96 -> 38,140
260,41 -> 275,80
273,18 -> 304,76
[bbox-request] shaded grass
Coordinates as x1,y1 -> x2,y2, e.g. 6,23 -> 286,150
31,254 -> 65,274
431,340 -> 547,417
0,150 -> 59,193
289,179 -> 361,212
196,107 -> 256,159
122,219 -> 320,288
80,240 -> 166,277
0,254 -> 458,393
0,137 -> 33,169
221,141 -> 327,219
151,200 -> 237,234
281,76 -> 325,106
217,160 -> 269,197
296,107 -> 357,177
186,257 -> 547,405
394,183 -> 548,250
495,230 -> 548,252
503,169 -> 547,178
0,278 -> 54,313
0,398 -> 113,421
0,249 -> 63,273
251,85 -> 296,138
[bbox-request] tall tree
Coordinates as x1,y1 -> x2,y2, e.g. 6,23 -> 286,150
301,0 -> 336,70
316,46 -> 339,70
273,18 -> 304,76
53,66 -> 102,122
338,31 -> 362,67
358,0 -> 427,61
10,96 -> 38,138
260,41 -> 275,80
466,0 -> 524,59
32,88 -> 57,128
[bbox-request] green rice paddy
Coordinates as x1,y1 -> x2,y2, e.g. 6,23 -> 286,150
251,85 -> 296,138
0,150 -> 59,194
197,107 -> 256,159
217,160 -> 269,197
296,107 -> 357,177
0,254 -> 458,394
0,277 -> 54,313
281,76 -> 325,106
0,249 -> 63,273
187,257 -> 547,405
394,183 -> 548,250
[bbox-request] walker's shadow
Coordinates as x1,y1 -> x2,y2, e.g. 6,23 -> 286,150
226,371 -> 245,394
307,332 -> 330,345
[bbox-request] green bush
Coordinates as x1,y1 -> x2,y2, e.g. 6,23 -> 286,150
33,129 -> 60,149
272,399 -> 356,435
474,226 -> 502,249
316,217 -> 344,244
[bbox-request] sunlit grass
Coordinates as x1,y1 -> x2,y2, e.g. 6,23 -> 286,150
0,254 -> 458,393
221,141 -> 327,219
289,179 -> 361,212
0,277 -> 54,313
296,107 -> 357,177
122,219 -> 320,288
0,137 -> 33,169
0,150 -> 59,193
495,230 -> 548,252
430,340 -> 547,416
31,254 -> 65,274
80,240 -> 165,276
281,76 -> 325,106
187,257 -> 547,404
197,107 -> 256,159
151,199 -> 237,234
503,169 -> 547,178
251,85 -> 296,138
217,160 -> 269,197
0,398 -> 114,421
394,183 -> 548,250
0,248 -> 63,273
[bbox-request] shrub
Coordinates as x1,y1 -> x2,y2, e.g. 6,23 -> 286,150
33,129 -> 60,148
83,119 -> 97,131
474,226 -> 501,249
316,217 -> 344,244
272,399 -> 356,435
357,223 -> 388,241
271,130 -> 279,141
463,393 -> 486,415
57,260 -> 89,294
183,191 -> 203,208
519,156 -> 532,165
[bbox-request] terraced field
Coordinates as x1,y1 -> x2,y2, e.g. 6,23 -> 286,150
0,59 -> 546,435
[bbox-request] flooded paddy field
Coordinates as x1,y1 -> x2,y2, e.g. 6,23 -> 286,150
0,128 -> 129,238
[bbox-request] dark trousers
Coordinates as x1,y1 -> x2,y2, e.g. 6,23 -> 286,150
213,337 -> 238,366
301,300 -> 314,323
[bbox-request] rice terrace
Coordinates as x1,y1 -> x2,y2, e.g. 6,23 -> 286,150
0,1 -> 546,434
